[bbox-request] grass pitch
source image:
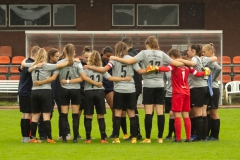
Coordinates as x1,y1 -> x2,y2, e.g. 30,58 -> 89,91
0,108 -> 239,160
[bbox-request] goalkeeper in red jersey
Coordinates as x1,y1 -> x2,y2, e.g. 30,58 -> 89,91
147,49 -> 210,142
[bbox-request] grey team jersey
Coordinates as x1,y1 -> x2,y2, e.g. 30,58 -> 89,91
203,61 -> 221,88
109,55 -> 140,93
31,63 -> 57,90
54,59 -> 84,89
84,67 -> 111,91
134,50 -> 173,88
164,71 -> 172,97
189,56 -> 211,88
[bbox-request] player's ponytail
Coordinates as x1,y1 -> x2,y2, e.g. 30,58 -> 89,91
32,48 -> 47,66
88,50 -> 102,67
115,41 -> 128,58
65,43 -> 75,66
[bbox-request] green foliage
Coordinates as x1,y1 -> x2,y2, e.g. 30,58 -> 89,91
0,109 -> 239,159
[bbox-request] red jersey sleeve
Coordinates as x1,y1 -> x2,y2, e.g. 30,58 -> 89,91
188,67 -> 205,77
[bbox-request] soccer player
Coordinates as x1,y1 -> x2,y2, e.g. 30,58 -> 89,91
18,46 -> 40,142
146,49 -> 208,142
110,36 -> 185,143
122,37 -> 143,140
21,48 -> 69,143
202,43 -> 221,140
177,44 -> 217,141
84,42 -> 146,143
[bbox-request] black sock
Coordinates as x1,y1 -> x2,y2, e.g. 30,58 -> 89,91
43,120 -> 52,139
195,116 -> 203,140
130,117 -> 137,137
58,114 -> 62,136
23,119 -> 31,137
121,117 -> 127,134
84,118 -> 92,140
157,115 -> 165,138
60,113 -> 68,140
145,114 -> 153,139
72,114 -> 79,140
212,119 -> 220,139
207,114 -> 212,137
202,116 -> 208,139
30,122 -> 38,138
190,118 -> 196,136
38,113 -> 45,138
167,119 -> 175,137
113,116 -> 121,138
135,109 -> 141,136
98,118 -> 106,140
20,119 -> 24,137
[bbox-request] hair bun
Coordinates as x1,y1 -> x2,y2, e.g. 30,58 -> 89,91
84,46 -> 91,52
210,43 -> 214,46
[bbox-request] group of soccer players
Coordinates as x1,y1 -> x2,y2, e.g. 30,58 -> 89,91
18,35 -> 221,144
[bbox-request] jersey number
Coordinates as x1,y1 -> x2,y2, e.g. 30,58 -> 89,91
90,75 -> 100,88
35,70 -> 40,81
149,60 -> 160,74
121,65 -> 127,77
66,71 -> 71,80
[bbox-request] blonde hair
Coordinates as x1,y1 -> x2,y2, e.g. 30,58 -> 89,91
32,48 -> 47,66
203,43 -> 215,55
87,50 -> 102,67
65,43 -> 75,66
115,41 -> 128,58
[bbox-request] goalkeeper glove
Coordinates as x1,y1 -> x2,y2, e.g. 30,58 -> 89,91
146,65 -> 159,72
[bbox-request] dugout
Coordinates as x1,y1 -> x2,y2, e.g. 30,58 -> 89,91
25,30 -> 223,104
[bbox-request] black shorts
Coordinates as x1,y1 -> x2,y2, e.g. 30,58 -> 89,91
143,87 -> 165,105
31,89 -> 53,113
207,88 -> 220,110
104,90 -> 113,95
164,97 -> 172,113
19,96 -> 31,113
190,87 -> 208,107
60,87 -> 81,105
84,90 -> 106,115
79,88 -> 85,110
113,91 -> 136,110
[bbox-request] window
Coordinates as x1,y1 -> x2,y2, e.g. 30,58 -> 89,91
53,4 -> 76,26
137,4 -> 179,26
0,5 -> 6,26
112,4 -> 134,26
9,5 -> 51,26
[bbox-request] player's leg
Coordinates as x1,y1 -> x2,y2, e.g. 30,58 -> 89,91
155,88 -> 165,143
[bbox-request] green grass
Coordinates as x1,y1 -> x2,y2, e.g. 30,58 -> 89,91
0,109 -> 239,160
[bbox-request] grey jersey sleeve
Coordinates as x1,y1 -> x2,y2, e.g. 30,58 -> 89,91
25,63 -> 33,67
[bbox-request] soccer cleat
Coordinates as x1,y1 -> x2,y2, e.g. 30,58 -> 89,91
131,137 -> 137,144
112,138 -> 120,143
140,138 -> 151,143
123,134 -> 129,140
208,137 -> 219,141
29,138 -> 42,143
164,136 -> 172,140
66,134 -> 72,140
184,139 -> 192,142
85,140 -> 91,144
101,140 -> 108,144
58,136 -> 62,140
22,137 -> 30,143
137,135 -> 143,140
47,139 -> 56,143
157,138 -> 163,143
62,139 -> 67,143
73,139 -> 78,143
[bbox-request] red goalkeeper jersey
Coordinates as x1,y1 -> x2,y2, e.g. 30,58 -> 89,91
159,65 -> 205,95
